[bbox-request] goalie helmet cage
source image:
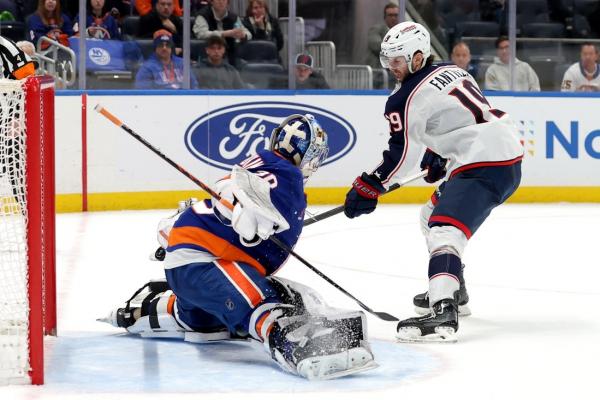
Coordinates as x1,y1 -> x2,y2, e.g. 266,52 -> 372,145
0,76 -> 56,385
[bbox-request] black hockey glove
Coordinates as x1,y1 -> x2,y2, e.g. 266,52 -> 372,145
420,149 -> 447,183
344,172 -> 385,219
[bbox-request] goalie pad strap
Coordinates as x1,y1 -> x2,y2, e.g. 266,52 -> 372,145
148,292 -> 175,329
140,292 -> 157,318
149,297 -> 161,329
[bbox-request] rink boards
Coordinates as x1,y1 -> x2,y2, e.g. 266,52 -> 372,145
53,90 -> 600,212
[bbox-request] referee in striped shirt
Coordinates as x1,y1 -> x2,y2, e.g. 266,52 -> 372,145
0,35 -> 36,80
1,34 -> 37,211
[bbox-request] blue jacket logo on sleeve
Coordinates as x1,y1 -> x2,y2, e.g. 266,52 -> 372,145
184,101 -> 356,170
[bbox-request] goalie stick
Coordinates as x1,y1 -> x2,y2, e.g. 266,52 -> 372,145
95,104 -> 399,322
303,170 -> 428,227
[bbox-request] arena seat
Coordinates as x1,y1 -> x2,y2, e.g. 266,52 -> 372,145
240,63 -> 285,89
237,40 -> 279,64
521,22 -> 566,38
122,16 -> 140,39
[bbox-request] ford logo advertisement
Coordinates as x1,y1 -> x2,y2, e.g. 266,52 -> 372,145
184,102 -> 357,170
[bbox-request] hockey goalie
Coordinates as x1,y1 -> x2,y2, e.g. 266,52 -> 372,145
99,114 -> 377,380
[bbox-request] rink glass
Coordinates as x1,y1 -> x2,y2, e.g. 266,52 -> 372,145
40,0 -> 600,91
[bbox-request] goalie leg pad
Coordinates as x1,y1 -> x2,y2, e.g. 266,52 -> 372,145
296,346 -> 378,380
266,276 -> 330,316
267,311 -> 378,380
98,279 -> 189,338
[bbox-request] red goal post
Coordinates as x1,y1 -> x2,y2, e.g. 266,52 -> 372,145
0,75 -> 56,385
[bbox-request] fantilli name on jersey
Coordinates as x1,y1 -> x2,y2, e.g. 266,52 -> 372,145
374,63 -> 523,185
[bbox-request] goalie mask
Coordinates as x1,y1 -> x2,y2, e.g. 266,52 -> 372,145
270,114 -> 329,180
380,21 -> 431,73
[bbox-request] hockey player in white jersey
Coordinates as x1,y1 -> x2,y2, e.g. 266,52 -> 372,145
343,22 -> 523,342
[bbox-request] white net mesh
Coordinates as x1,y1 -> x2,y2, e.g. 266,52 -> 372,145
0,79 -> 30,384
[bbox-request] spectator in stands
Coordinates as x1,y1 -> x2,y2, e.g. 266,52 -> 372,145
242,0 -> 283,52
105,0 -> 134,20
136,0 -> 210,17
139,0 -> 183,53
365,2 -> 398,69
26,0 -> 74,47
485,36 -> 540,91
451,41 -> 477,79
73,0 -> 121,40
195,35 -> 244,89
137,0 -> 181,17
135,29 -> 198,89
294,53 -> 329,90
193,0 -> 251,66
561,43 -> 600,92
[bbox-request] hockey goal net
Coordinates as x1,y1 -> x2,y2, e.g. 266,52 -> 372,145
0,76 -> 56,385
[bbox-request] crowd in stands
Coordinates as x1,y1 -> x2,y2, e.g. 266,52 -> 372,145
0,0 -> 331,90
421,0 -> 599,91
1,0 -> 599,91
367,1 -> 599,91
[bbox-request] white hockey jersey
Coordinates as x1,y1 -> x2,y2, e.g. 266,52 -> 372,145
560,62 -> 600,92
373,63 -> 523,185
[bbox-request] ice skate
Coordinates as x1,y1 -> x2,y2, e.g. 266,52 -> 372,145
97,307 -> 138,328
413,265 -> 470,316
396,299 -> 458,343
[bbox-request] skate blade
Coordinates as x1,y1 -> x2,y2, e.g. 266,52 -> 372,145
319,360 -> 379,380
396,326 -> 458,343
415,305 -> 471,317
297,348 -> 378,380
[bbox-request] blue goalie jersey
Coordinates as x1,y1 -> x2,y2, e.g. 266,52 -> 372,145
163,150 -> 306,276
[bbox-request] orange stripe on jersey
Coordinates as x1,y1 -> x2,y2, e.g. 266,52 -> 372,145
216,260 -> 265,308
167,294 -> 176,315
255,311 -> 271,341
265,323 -> 274,339
168,226 -> 267,275
13,62 -> 35,80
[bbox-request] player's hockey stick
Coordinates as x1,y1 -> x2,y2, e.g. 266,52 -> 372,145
94,104 -> 228,206
95,104 -> 400,322
303,170 -> 428,227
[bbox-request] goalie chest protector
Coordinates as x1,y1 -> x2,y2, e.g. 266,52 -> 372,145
170,150 -> 306,275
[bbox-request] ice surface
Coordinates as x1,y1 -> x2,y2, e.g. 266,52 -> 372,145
1,204 -> 599,400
